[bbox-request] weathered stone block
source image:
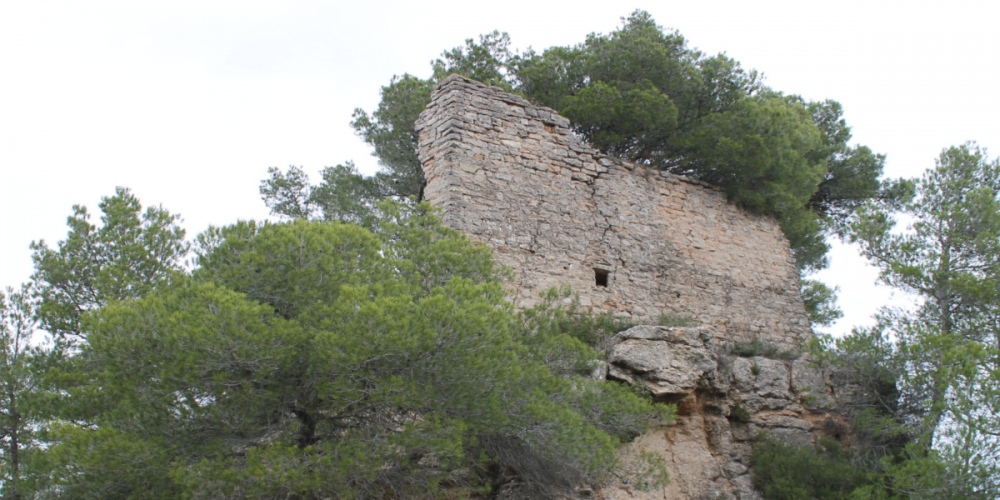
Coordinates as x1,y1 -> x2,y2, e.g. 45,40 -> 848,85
607,327 -> 717,396
729,357 -> 789,398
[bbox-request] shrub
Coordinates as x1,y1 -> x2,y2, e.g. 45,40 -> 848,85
750,433 -> 866,499
521,288 -> 638,351
730,402 -> 752,423
802,394 -> 819,408
655,314 -> 698,327
726,338 -> 799,360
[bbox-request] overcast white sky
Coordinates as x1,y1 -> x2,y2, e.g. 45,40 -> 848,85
2,1 -> 998,337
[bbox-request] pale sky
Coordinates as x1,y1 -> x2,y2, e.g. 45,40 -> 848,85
2,1 -> 998,337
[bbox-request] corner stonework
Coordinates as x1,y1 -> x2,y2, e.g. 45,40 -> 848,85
416,75 -> 813,350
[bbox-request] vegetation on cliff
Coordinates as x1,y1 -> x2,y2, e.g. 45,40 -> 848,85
0,10 -> 996,500
339,11 -> 910,275
263,10 -> 914,327
1,193 -> 671,499
750,434 -> 867,500
751,144 -> 1000,499
842,143 -> 1000,497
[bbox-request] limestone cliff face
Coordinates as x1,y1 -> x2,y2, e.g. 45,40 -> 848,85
601,326 -> 862,500
416,75 -> 811,350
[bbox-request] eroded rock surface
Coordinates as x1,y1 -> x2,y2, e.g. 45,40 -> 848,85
601,326 -> 861,500
607,325 -> 717,396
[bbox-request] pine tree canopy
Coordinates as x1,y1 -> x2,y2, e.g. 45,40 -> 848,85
321,10 -> 911,273
33,203 -> 671,499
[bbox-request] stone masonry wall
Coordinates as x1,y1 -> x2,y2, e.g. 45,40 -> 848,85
416,75 -> 813,349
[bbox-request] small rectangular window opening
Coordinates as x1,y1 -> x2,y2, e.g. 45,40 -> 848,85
594,268 -> 609,287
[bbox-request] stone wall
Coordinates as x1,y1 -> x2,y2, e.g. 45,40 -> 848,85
417,75 -> 813,349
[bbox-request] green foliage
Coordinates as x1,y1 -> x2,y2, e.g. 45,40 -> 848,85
655,314 -> 698,327
518,10 -> 759,149
802,394 -> 819,408
801,278 -> 844,327
519,287 -> 637,351
350,74 -> 435,200
820,326 -> 907,421
725,339 -> 799,360
511,11 -> 898,271
805,100 -> 904,235
673,92 -> 830,269
30,187 -> 188,342
0,284 -> 48,499
752,423 -> 995,500
729,402 -> 751,423
37,207 -> 669,499
37,424 -> 180,499
816,143 -> 1000,499
750,434 -> 866,500
850,142 -> 1000,346
560,79 -> 679,155
260,162 -> 385,227
195,219 -> 387,319
849,142 -> 1000,412
836,328 -> 1000,500
338,10 -> 901,273
432,30 -> 517,90
344,32 -> 520,210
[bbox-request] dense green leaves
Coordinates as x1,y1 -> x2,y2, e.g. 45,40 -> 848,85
33,204 -> 670,499
750,435 -> 867,500
0,284 -> 47,499
560,80 -> 679,156
345,10 -> 898,274
674,93 -> 830,267
196,219 -> 386,319
350,75 -> 435,201
801,279 -> 844,327
806,142 -> 1000,499
260,163 -> 387,227
30,187 -> 187,342
518,10 -> 759,163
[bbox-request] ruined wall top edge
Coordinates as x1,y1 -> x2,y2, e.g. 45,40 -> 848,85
420,75 -> 726,192
416,75 -> 814,348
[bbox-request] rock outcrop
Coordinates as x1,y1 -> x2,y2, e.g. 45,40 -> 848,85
601,326 -> 861,500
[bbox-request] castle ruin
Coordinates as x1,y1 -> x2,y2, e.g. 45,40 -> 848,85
417,75 -> 813,351
416,76 -> 863,500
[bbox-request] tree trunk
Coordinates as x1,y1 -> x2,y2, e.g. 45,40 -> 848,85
8,390 -> 19,500
294,409 -> 317,448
